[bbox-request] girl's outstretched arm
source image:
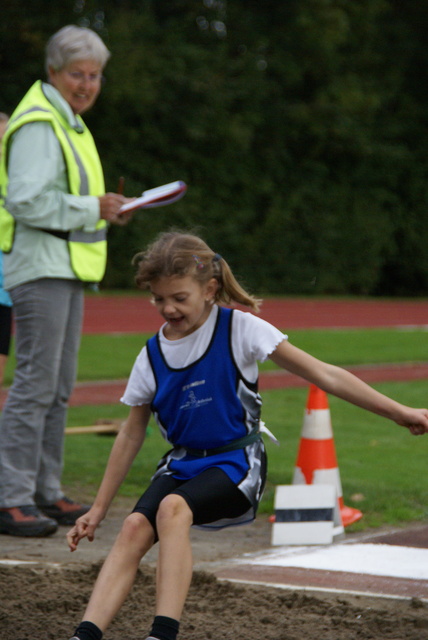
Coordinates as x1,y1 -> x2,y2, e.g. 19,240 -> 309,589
269,341 -> 428,435
66,404 -> 152,551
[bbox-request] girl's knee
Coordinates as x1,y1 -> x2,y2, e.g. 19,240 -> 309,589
118,512 -> 155,551
156,494 -> 193,530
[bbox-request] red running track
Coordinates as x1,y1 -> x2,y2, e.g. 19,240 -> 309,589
82,295 -> 428,334
2,296 -> 427,408
68,295 -> 428,405
64,361 -> 428,408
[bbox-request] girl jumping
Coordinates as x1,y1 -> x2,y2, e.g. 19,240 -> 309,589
67,231 -> 428,640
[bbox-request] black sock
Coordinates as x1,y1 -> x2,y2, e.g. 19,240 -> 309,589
149,615 -> 180,640
72,620 -> 103,640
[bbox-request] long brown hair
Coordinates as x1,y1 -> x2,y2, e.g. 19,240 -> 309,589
133,231 -> 261,312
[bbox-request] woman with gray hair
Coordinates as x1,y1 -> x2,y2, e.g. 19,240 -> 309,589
0,25 -> 133,537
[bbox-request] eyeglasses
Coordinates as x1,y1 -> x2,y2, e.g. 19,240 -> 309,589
66,71 -> 105,85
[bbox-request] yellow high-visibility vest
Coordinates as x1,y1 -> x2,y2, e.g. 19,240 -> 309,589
0,81 -> 107,282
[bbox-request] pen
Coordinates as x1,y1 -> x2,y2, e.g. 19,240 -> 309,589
117,176 -> 125,195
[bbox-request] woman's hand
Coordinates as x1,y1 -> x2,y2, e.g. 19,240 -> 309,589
98,193 -> 135,225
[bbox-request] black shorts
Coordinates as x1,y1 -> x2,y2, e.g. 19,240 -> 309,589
0,304 -> 12,356
132,467 -> 252,535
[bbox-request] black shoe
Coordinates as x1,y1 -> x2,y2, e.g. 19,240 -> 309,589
0,505 -> 58,537
37,496 -> 90,525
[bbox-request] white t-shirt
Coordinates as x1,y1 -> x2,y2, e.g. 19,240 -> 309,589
121,305 -> 287,406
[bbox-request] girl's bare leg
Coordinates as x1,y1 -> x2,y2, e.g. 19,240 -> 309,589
82,512 -> 155,632
155,494 -> 194,620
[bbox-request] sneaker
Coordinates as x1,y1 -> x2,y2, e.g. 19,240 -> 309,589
0,505 -> 58,537
37,496 -> 90,525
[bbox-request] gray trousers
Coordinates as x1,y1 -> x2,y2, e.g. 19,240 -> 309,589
0,278 -> 84,507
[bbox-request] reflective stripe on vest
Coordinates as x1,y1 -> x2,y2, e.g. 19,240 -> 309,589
0,81 -> 107,282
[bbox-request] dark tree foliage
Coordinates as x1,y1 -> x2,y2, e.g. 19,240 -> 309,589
1,0 -> 427,295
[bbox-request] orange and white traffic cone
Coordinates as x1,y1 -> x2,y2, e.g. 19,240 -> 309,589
292,384 -> 363,527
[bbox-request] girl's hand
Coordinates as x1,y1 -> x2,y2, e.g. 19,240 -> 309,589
66,506 -> 104,552
396,408 -> 428,436
270,342 -> 428,436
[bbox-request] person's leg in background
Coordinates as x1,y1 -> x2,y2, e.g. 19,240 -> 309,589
0,279 -> 87,536
35,279 -> 90,524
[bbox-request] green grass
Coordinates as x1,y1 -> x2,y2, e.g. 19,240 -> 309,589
259,381 -> 428,530
4,327 -> 426,385
78,327 -> 428,378
63,380 -> 428,531
286,327 -> 428,366
4,325 -> 428,531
